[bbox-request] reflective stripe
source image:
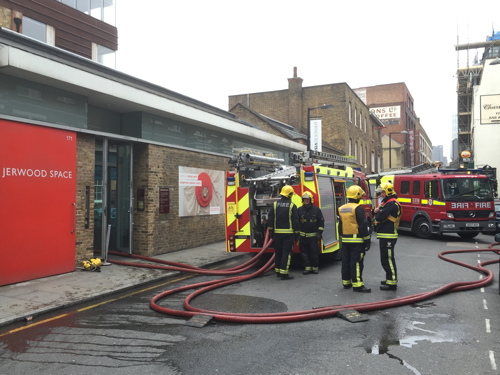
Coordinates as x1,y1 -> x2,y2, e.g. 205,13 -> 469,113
341,237 -> 364,243
386,248 -> 397,284
377,233 -> 398,239
300,232 -> 319,237
273,201 -> 295,234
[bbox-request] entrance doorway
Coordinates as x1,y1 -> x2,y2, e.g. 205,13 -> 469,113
94,139 -> 133,254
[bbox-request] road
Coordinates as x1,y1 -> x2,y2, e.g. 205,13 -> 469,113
0,233 -> 499,375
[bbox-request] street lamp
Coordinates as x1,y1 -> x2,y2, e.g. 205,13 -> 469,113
307,104 -> 334,151
389,130 -> 408,168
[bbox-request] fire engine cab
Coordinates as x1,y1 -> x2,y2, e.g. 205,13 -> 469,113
225,149 -> 373,255
369,166 -> 497,239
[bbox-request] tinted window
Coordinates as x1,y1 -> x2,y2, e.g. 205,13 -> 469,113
413,180 -> 421,195
400,180 -> 410,195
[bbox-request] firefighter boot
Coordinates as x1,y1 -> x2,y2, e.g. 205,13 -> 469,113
280,275 -> 294,280
353,286 -> 372,293
380,284 -> 397,291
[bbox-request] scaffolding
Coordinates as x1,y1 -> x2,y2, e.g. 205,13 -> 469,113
455,35 -> 500,165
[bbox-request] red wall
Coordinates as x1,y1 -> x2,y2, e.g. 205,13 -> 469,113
0,120 -> 77,286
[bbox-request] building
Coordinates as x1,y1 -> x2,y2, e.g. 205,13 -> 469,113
455,30 -> 500,169
0,11 -> 304,286
229,68 -> 384,174
354,83 -> 432,170
0,0 -> 117,66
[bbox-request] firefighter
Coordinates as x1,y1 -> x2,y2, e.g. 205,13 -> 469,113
267,185 -> 300,280
373,182 -> 401,291
298,192 -> 324,275
338,185 -> 372,292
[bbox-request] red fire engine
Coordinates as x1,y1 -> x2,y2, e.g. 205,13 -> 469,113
225,149 -> 373,255
369,165 -> 497,239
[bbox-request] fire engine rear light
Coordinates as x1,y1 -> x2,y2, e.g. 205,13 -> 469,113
446,212 -> 454,219
304,171 -> 314,181
229,235 -> 235,251
227,176 -> 235,186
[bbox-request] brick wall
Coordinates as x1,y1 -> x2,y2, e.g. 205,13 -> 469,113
75,133 -> 95,265
229,81 -> 382,173
133,144 -> 229,256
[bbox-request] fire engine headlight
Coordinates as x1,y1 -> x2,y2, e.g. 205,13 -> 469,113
488,223 -> 495,228
443,223 -> 456,229
446,212 -> 454,219
489,212 -> 495,218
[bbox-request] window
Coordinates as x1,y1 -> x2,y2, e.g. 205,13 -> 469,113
22,17 -> 47,43
349,138 -> 352,156
93,44 -> 116,68
58,0 -> 115,25
354,107 -> 357,127
413,180 -> 421,195
354,142 -> 358,160
348,102 -> 352,123
400,181 -> 410,195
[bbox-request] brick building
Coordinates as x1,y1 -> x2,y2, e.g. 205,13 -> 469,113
354,83 -> 432,169
0,6 -> 304,285
229,68 -> 384,174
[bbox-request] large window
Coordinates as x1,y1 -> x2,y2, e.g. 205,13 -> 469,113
94,44 -> 116,68
58,0 -> 115,25
22,16 -> 46,43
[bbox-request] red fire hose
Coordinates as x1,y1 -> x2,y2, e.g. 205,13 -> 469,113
110,235 -> 500,324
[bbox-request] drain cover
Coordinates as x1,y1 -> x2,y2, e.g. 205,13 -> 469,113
337,309 -> 368,323
185,314 -> 215,327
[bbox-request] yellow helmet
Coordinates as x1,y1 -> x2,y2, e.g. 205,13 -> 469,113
346,185 -> 365,200
302,192 -> 314,203
280,185 -> 294,198
376,182 -> 395,196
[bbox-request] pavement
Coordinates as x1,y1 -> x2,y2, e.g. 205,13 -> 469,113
0,241 -> 249,328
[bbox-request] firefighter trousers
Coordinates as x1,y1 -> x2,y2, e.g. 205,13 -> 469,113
299,236 -> 320,272
379,237 -> 398,285
273,233 -> 294,276
341,242 -> 366,288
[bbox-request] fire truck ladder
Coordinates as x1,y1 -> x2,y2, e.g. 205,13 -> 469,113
291,150 -> 358,168
366,162 -> 437,179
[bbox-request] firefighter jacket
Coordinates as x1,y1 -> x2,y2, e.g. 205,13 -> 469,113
298,203 -> 324,237
338,201 -> 370,243
267,196 -> 300,235
375,195 -> 402,239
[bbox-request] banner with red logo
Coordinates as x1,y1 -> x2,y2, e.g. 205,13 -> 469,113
0,120 -> 76,286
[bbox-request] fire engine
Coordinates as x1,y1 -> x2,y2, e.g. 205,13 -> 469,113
368,164 -> 497,239
225,149 -> 373,255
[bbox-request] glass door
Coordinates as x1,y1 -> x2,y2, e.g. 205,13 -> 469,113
94,139 -> 133,254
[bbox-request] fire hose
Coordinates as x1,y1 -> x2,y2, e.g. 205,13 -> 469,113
109,234 -> 500,324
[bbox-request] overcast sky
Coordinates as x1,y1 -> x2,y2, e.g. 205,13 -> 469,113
115,1 -> 500,159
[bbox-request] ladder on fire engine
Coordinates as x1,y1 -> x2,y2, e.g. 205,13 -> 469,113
291,150 -> 359,168
366,162 -> 437,179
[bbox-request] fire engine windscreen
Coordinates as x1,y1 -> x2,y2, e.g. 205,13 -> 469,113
441,178 -> 494,201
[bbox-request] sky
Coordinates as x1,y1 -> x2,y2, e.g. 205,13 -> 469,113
115,1 -> 500,160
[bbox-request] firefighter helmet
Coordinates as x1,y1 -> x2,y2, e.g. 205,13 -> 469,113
280,185 -> 294,198
302,192 -> 314,203
346,185 -> 364,200
376,182 -> 395,196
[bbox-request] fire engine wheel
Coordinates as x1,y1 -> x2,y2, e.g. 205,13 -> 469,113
458,232 -> 479,239
413,217 -> 433,239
